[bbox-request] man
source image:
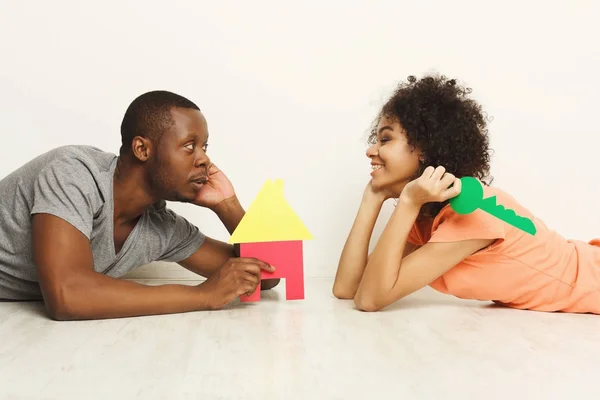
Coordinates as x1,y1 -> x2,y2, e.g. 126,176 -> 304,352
0,90 -> 279,320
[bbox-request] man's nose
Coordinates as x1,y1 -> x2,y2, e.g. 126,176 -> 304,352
195,151 -> 210,168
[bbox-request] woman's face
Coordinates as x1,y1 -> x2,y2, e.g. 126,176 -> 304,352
366,116 -> 422,196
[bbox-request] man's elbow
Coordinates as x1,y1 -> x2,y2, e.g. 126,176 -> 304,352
42,285 -> 83,321
47,304 -> 75,321
46,301 -> 75,321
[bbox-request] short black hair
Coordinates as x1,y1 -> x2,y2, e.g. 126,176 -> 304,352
369,73 -> 493,219
120,90 -> 200,155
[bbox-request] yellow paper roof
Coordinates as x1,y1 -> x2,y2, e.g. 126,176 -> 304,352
228,179 -> 313,243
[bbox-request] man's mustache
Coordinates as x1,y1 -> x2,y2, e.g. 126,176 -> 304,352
190,166 -> 208,183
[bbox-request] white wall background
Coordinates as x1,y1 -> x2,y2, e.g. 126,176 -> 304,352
1,0 -> 599,280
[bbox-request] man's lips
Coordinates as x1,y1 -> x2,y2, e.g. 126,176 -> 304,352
190,175 -> 208,184
190,175 -> 208,190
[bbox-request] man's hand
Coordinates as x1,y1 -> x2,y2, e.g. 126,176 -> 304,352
193,163 -> 236,209
199,257 -> 275,309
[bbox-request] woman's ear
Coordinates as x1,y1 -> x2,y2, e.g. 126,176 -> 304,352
409,145 -> 426,163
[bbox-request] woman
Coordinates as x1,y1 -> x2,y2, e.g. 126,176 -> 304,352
333,73 -> 600,314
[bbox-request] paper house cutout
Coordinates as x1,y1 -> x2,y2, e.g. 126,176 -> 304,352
229,179 -> 313,302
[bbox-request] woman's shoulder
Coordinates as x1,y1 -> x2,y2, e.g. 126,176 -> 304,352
410,182 -> 542,246
439,182 -> 537,224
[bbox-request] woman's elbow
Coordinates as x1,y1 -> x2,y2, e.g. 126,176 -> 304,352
353,294 -> 384,312
332,283 -> 357,300
354,287 -> 403,312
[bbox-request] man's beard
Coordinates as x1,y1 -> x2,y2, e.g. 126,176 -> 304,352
147,163 -> 192,203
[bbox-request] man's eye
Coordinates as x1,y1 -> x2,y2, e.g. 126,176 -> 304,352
202,144 -> 209,152
185,143 -> 195,151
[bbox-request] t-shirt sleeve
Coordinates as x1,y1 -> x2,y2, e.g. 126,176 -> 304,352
408,222 -> 426,245
157,208 -> 206,262
30,156 -> 101,239
428,206 -> 507,244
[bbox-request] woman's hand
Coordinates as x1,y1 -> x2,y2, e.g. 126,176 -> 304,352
363,180 -> 394,204
400,166 -> 461,207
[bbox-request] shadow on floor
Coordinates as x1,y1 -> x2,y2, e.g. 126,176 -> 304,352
378,296 -> 505,312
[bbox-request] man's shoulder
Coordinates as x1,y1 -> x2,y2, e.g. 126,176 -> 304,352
22,145 -> 116,206
1,145 -> 116,188
30,145 -> 117,190
44,145 -> 117,172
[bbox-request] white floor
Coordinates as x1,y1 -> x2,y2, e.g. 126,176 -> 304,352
2,277 -> 600,400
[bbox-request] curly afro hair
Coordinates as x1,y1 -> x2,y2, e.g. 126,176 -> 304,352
368,73 -> 493,219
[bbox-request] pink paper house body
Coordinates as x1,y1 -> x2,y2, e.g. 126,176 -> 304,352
239,241 -> 304,301
228,179 -> 313,302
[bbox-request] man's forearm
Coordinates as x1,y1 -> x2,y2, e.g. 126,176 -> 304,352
47,275 -> 214,321
212,196 -> 245,235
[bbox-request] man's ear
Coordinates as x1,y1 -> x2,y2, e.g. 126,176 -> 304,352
131,136 -> 153,162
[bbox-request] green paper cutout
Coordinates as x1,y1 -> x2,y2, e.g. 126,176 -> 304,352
449,177 -> 536,235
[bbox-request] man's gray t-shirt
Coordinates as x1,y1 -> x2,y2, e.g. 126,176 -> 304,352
0,145 -> 206,300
